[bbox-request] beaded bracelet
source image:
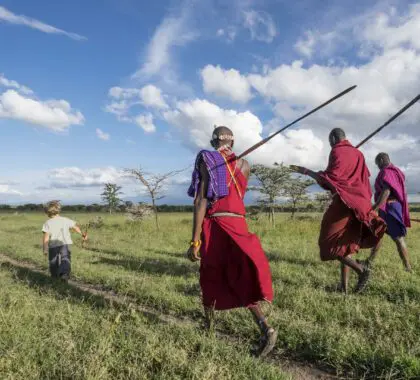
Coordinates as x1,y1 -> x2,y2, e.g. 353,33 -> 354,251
190,240 -> 202,248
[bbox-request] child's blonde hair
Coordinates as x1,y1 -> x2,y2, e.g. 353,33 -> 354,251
45,200 -> 61,218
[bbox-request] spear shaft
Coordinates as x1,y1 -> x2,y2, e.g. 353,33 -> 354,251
356,95 -> 420,148
236,85 -> 357,159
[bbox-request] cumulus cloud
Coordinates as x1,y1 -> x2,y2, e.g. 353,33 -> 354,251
0,89 -> 84,132
96,128 -> 110,141
0,5 -> 86,41
0,74 -> 33,95
201,65 -> 252,103
163,98 -> 326,168
105,84 -> 166,131
135,113 -> 156,133
46,167 -> 131,189
360,4 -> 420,53
139,85 -> 168,109
243,10 -> 276,43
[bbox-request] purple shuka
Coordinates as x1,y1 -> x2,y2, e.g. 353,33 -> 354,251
188,150 -> 228,203
375,164 -> 410,239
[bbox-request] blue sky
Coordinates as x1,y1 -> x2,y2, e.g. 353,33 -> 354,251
1,0 -> 420,204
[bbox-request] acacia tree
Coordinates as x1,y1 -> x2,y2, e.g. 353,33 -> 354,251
125,168 -> 184,230
250,163 -> 290,226
101,183 -> 123,214
314,192 -> 332,211
283,176 -> 315,218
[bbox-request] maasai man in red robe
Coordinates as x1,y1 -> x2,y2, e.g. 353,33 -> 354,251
290,128 -> 386,294
186,126 -> 277,357
364,153 -> 412,272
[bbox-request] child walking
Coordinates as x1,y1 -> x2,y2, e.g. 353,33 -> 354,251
42,200 -> 87,281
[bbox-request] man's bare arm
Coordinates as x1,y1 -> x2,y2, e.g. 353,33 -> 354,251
373,185 -> 391,211
191,162 -> 209,242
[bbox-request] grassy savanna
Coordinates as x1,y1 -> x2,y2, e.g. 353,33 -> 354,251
1,212 -> 420,379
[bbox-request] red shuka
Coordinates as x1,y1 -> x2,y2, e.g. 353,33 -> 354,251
199,153 -> 273,310
317,140 -> 386,261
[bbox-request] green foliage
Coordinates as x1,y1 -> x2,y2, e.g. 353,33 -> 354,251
101,183 -> 123,214
251,163 -> 315,222
283,176 -> 315,218
250,163 -> 291,225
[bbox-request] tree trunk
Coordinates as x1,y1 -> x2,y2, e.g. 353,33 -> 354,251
152,197 -> 159,230
291,200 -> 296,219
270,206 -> 275,227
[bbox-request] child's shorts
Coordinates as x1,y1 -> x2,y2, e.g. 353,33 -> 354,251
49,244 -> 71,279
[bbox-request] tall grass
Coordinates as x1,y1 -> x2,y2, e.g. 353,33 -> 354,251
1,212 -> 420,378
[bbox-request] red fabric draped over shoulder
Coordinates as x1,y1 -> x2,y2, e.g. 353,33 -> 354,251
317,141 -> 386,261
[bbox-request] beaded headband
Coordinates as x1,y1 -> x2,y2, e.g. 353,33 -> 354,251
212,125 -> 234,141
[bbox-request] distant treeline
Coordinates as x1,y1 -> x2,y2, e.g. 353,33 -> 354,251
1,202 -> 420,213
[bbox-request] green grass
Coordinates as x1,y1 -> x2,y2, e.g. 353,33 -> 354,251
1,212 -> 420,379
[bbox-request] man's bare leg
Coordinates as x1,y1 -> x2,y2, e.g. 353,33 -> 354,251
394,237 -> 412,272
338,256 -> 370,293
249,303 -> 278,357
340,262 -> 349,294
367,240 -> 382,267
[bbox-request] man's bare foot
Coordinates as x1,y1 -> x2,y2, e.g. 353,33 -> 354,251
337,283 -> 348,295
253,328 -> 278,358
354,266 -> 371,293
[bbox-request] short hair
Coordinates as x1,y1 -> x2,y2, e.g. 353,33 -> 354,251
329,128 -> 346,141
375,152 -> 390,165
212,126 -> 234,146
44,200 -> 61,217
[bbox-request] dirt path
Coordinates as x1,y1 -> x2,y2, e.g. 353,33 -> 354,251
0,252 -> 342,380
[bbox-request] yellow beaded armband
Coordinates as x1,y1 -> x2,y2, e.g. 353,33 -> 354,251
190,240 -> 202,248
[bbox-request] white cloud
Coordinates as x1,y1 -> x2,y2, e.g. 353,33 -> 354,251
132,9 -> 197,79
163,98 -> 325,168
108,87 -> 141,99
47,167 -> 130,189
360,5 -> 420,52
0,74 -> 33,95
0,184 -> 22,196
139,85 -> 168,109
0,5 -> 86,41
135,113 -> 156,133
105,85 -> 166,130
294,31 -> 317,58
294,4 -> 420,60
0,89 -> 84,132
201,65 -> 252,103
243,10 -> 276,43
216,27 -> 237,42
107,84 -> 167,111
96,128 -> 110,141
